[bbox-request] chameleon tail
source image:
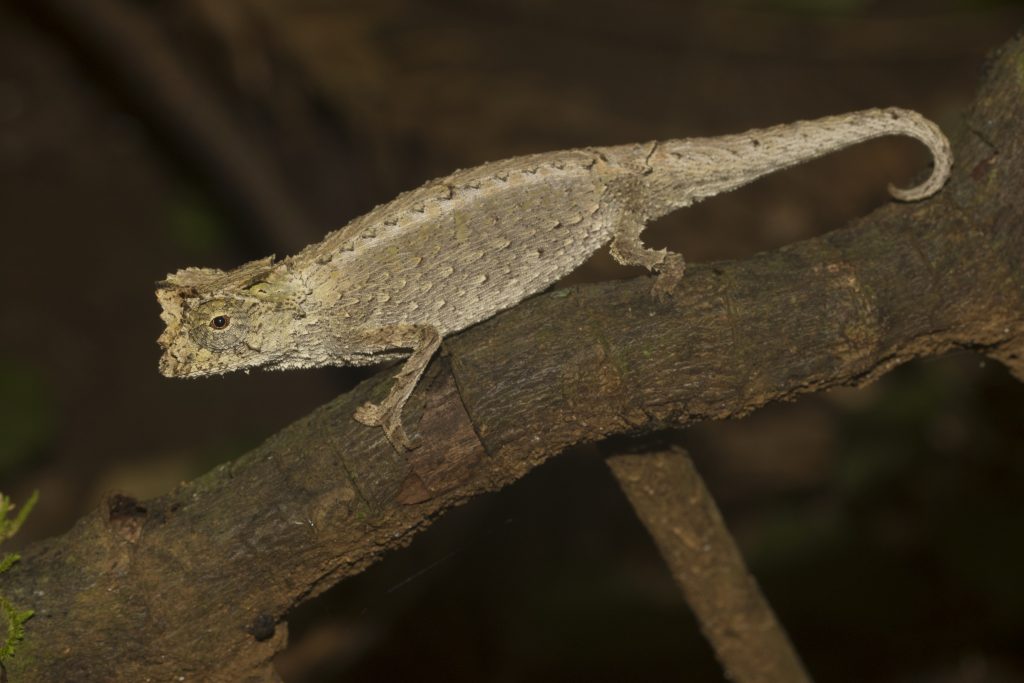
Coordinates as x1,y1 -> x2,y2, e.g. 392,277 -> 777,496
640,107 -> 953,220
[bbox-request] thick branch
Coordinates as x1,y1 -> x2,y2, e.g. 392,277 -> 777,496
3,31 -> 1024,683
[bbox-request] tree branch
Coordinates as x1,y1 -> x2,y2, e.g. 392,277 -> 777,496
607,449 -> 811,683
3,29 -> 1024,683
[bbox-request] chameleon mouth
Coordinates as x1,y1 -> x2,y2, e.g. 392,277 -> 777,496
157,347 -> 220,378
157,343 -> 198,378
157,353 -> 176,378
158,343 -> 189,376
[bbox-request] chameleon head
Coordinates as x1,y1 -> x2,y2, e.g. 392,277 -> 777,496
156,257 -> 309,378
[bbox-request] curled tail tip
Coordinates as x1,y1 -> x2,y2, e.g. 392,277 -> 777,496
884,108 -> 954,202
886,150 -> 953,202
887,174 -> 943,202
888,182 -> 929,202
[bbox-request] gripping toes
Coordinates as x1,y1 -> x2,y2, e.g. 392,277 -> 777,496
355,400 -> 413,449
650,253 -> 686,301
609,217 -> 687,300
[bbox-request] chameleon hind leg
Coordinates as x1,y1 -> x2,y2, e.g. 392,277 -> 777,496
353,324 -> 442,450
609,216 -> 686,300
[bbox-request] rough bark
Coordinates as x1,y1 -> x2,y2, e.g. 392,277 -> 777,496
2,28 -> 1023,683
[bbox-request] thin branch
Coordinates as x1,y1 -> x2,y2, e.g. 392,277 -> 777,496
607,449 -> 812,683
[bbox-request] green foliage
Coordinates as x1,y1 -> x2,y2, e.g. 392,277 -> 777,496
0,491 -> 38,663
0,490 -> 37,544
0,592 -> 32,661
0,554 -> 17,575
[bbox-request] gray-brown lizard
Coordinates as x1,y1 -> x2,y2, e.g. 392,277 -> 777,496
156,108 -> 952,449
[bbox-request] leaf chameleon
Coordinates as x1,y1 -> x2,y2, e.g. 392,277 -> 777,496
157,108 -> 952,449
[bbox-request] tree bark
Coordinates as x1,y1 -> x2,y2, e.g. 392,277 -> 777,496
2,29 -> 1023,683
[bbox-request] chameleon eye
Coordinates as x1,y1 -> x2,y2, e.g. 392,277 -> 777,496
190,301 -> 245,350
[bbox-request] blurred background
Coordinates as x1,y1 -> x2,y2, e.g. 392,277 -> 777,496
1,0 -> 1024,681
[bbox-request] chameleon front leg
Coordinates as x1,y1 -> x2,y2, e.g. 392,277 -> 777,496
353,324 -> 443,449
609,217 -> 687,300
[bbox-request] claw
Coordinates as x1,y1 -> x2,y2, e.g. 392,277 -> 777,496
354,400 -> 416,450
651,273 -> 682,301
353,401 -> 381,426
650,257 -> 686,301
382,418 -> 414,451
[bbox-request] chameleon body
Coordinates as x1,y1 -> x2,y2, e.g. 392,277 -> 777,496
157,108 -> 952,448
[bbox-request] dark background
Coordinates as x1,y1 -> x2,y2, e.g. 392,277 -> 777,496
2,0 -> 1024,681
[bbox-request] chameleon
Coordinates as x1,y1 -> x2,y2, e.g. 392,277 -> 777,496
157,107 -> 952,449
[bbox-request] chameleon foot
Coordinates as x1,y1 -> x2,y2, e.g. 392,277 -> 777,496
355,401 -> 414,450
609,218 -> 687,301
650,255 -> 686,302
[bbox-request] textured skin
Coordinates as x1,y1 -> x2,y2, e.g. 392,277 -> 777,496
157,107 -> 952,448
